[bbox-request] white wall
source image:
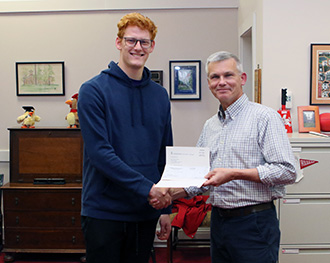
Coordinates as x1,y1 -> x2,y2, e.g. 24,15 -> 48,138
0,7 -> 238,183
263,0 -> 330,129
239,0 -> 330,132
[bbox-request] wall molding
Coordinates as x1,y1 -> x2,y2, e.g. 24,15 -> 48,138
0,0 -> 238,13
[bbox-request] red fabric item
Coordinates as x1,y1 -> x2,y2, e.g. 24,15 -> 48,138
171,195 -> 211,238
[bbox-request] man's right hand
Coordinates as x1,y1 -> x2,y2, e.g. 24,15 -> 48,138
148,185 -> 171,210
149,187 -> 188,209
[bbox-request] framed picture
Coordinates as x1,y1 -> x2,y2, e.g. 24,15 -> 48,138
169,60 -> 201,100
310,44 -> 330,105
16,62 -> 65,96
298,106 -> 320,133
151,70 -> 163,86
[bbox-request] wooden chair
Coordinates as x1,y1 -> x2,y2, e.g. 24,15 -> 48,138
166,197 -> 211,263
150,246 -> 156,263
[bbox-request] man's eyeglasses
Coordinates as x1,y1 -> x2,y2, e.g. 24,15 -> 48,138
122,37 -> 153,49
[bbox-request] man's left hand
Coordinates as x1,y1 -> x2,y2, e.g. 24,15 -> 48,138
157,214 -> 171,240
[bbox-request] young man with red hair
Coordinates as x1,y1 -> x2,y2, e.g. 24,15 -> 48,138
78,13 -> 172,263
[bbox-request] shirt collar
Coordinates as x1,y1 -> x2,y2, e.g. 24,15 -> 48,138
218,94 -> 248,120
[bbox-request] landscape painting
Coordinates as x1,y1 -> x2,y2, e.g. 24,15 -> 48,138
16,62 -> 65,96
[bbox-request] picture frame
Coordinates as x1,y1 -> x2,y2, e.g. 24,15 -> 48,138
16,62 -> 65,96
310,44 -> 330,105
169,60 -> 201,100
297,106 -> 320,133
151,70 -> 163,86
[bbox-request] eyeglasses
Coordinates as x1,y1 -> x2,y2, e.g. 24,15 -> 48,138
122,37 -> 153,49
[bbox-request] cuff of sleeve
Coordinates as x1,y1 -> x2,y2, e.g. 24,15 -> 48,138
161,205 -> 172,214
137,177 -> 154,199
257,166 -> 269,185
184,186 -> 205,199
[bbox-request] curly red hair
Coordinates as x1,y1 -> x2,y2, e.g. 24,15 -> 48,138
117,13 -> 158,40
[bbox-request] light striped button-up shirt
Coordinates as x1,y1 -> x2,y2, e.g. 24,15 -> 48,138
186,94 -> 297,209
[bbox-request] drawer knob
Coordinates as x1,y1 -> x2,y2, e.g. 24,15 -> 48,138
15,197 -> 19,205
71,217 -> 76,225
16,235 -> 20,243
72,236 -> 76,244
72,198 -> 75,206
16,216 -> 19,224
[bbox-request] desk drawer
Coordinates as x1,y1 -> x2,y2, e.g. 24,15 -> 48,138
279,245 -> 330,263
4,229 -> 85,249
279,196 -> 330,244
3,190 -> 81,211
288,146 -> 330,194
4,211 -> 81,228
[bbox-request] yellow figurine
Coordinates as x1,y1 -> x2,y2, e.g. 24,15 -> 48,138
17,106 -> 41,128
65,93 -> 79,128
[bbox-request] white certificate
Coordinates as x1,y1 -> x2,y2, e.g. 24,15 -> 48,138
156,146 -> 210,188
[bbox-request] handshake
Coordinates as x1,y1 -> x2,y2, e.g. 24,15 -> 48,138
148,186 -> 185,210
148,167 -> 236,209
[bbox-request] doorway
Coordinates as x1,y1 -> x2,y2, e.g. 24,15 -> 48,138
240,27 -> 253,102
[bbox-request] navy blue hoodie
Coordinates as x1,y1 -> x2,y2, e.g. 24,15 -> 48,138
78,61 -> 173,221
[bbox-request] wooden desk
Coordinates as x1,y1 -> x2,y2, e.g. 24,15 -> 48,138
2,128 -> 85,262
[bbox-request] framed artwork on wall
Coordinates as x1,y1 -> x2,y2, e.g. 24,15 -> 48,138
298,106 -> 320,133
16,61 -> 65,96
151,70 -> 163,86
310,44 -> 330,105
169,60 -> 201,100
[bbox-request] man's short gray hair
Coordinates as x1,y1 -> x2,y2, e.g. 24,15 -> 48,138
205,51 -> 243,75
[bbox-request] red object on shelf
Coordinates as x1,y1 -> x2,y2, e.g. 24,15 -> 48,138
278,105 -> 293,133
278,89 -> 292,133
320,113 -> 330,132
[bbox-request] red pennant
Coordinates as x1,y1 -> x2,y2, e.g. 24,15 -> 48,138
300,159 -> 318,169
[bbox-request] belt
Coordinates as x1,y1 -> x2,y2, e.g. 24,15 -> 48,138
216,201 -> 274,218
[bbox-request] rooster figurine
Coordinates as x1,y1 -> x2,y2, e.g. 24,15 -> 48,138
17,106 -> 41,128
65,93 -> 79,128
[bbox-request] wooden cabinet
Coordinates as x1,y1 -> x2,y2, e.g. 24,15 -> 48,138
2,128 -> 85,261
8,128 -> 83,184
2,184 -> 84,251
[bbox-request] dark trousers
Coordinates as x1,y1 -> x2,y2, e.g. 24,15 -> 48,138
81,216 -> 158,263
210,205 -> 280,263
